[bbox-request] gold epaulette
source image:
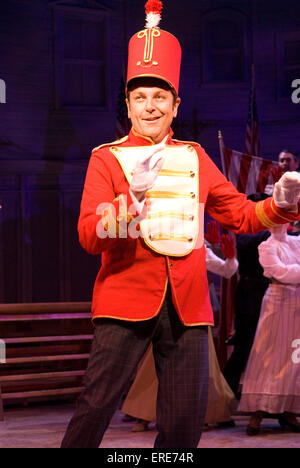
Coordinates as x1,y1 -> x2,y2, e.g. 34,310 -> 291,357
92,135 -> 128,153
171,138 -> 201,148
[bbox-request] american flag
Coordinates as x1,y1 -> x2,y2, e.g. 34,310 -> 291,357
218,131 -> 277,366
116,66 -> 130,139
219,131 -> 277,196
245,65 -> 260,156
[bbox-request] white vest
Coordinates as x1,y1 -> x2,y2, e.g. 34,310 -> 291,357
110,144 -> 204,257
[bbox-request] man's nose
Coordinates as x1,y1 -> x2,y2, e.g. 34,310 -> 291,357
145,98 -> 155,111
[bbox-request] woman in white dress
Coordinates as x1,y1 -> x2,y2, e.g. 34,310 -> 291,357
239,224 -> 300,435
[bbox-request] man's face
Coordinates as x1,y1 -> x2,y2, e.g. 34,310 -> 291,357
126,86 -> 180,144
278,152 -> 299,172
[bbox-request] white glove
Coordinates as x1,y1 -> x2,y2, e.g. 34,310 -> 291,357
273,171 -> 300,211
130,140 -> 166,193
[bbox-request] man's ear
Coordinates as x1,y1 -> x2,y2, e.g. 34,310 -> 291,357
126,98 -> 131,119
173,97 -> 181,118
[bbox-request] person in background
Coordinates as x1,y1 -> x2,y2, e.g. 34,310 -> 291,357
264,150 -> 298,197
278,149 -> 299,173
239,224 -> 300,435
204,220 -> 224,328
223,194 -> 271,398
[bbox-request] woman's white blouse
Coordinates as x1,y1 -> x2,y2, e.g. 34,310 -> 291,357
258,234 -> 300,284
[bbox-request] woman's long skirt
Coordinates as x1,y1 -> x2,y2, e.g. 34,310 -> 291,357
239,284 -> 300,414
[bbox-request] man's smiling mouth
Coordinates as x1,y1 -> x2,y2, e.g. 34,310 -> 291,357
143,117 -> 161,122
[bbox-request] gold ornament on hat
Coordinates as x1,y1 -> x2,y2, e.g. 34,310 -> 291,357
137,29 -> 160,66
136,0 -> 163,67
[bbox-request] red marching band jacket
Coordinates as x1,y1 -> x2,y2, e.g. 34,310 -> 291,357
78,129 -> 300,326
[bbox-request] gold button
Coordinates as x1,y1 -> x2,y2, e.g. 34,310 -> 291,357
169,262 -> 173,268
190,192 -> 196,199
187,145 -> 194,152
190,171 -> 195,177
189,215 -> 194,221
126,214 -> 135,223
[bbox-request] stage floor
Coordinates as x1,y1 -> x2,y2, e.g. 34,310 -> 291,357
0,402 -> 299,448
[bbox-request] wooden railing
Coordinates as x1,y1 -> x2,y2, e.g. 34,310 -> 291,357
0,302 -> 93,420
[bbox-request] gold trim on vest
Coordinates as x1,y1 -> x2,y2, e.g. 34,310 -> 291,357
146,190 -> 196,199
110,144 -> 204,257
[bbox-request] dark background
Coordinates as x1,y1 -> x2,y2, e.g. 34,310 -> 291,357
0,0 -> 299,303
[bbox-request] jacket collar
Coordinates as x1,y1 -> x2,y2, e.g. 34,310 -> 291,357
127,127 -> 174,146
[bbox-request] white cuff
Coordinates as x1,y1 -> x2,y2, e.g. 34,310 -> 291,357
273,171 -> 300,212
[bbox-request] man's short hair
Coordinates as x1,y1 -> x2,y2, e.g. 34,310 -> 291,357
126,77 -> 178,105
279,149 -> 299,162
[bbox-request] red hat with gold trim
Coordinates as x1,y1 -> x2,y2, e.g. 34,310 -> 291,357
127,0 -> 182,95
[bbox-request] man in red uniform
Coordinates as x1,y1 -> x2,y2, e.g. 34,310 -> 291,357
61,1 -> 300,448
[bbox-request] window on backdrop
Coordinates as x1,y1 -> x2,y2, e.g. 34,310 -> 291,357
201,9 -> 249,84
278,35 -> 300,98
54,8 -> 109,109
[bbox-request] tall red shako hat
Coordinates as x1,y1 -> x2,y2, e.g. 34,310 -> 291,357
127,0 -> 182,95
